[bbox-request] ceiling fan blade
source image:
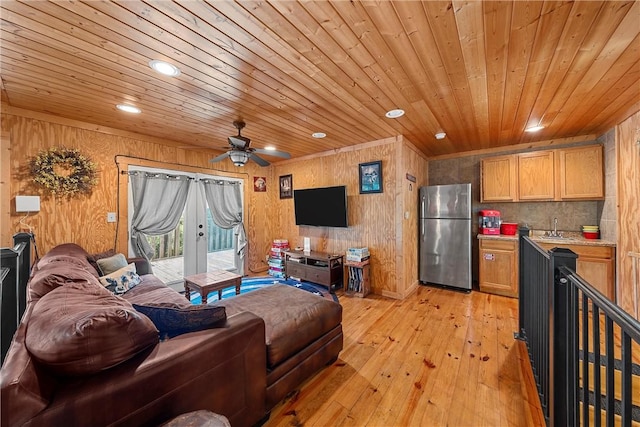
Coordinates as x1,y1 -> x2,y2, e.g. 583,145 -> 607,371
249,153 -> 270,167
253,148 -> 291,159
228,135 -> 250,148
210,152 -> 231,163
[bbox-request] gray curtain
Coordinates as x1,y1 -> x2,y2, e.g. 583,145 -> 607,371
130,172 -> 192,259
200,179 -> 246,275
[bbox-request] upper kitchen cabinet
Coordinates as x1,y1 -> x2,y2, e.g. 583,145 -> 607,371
480,144 -> 604,202
556,145 -> 604,200
517,151 -> 555,201
480,155 -> 517,202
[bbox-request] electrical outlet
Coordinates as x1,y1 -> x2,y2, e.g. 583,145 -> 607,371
107,212 -> 117,223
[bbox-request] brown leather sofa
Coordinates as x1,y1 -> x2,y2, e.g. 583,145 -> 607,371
0,243 -> 343,427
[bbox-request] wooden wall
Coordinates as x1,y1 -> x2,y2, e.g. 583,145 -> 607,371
270,136 -> 428,298
616,111 -> 640,320
1,110 -> 429,299
399,140 -> 429,298
0,111 -> 273,274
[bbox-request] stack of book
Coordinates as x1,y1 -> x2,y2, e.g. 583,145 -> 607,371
346,247 -> 370,262
267,239 -> 289,278
346,266 -> 366,294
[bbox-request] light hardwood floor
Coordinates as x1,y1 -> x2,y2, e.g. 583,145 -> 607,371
266,285 -> 545,427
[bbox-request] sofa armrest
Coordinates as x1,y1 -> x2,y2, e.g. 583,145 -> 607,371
127,257 -> 153,275
26,312 -> 267,427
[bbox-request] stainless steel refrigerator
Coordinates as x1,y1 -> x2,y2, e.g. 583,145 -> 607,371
419,183 -> 472,290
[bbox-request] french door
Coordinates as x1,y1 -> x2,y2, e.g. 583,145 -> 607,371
127,167 -> 243,285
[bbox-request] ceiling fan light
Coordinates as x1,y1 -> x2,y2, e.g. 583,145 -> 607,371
229,151 -> 249,166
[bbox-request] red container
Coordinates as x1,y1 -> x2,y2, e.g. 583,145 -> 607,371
583,231 -> 600,239
500,222 -> 518,235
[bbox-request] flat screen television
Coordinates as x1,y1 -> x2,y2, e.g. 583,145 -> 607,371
294,185 -> 348,228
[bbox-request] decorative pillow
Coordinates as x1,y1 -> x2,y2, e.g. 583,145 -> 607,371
87,249 -> 117,276
99,263 -> 141,294
133,303 -> 227,339
96,253 -> 128,275
25,282 -> 159,376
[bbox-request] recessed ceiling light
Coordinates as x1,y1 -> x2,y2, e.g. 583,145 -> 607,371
116,104 -> 141,114
264,145 -> 276,151
525,125 -> 544,132
385,109 -> 405,119
435,132 -> 446,140
148,60 -> 181,77
312,132 -> 326,138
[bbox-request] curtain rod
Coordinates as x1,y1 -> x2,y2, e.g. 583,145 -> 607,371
120,170 -> 194,180
114,154 -> 250,178
120,171 -> 240,185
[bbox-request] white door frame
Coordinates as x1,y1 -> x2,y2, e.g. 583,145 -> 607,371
127,166 -> 243,278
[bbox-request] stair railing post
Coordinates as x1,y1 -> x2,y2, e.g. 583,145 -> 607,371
13,232 -> 32,319
517,226 -> 530,339
548,247 -> 578,427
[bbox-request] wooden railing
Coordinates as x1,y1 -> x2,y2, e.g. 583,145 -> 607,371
146,216 -> 234,260
517,227 -> 640,426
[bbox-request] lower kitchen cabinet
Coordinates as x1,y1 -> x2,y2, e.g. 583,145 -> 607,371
479,239 -> 518,298
537,243 -> 615,301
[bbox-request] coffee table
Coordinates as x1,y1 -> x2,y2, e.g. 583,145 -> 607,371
184,270 -> 242,304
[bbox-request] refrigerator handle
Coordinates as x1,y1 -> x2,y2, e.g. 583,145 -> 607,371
420,197 -> 425,237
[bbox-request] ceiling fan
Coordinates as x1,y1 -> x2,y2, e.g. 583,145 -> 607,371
210,120 -> 291,167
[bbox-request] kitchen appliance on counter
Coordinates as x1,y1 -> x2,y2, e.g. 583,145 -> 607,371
479,209 -> 501,235
419,183 -> 472,291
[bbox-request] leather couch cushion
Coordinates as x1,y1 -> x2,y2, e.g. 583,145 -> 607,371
0,305 -> 55,427
211,284 -> 342,368
37,242 -> 91,261
25,280 -> 159,376
124,275 -> 193,307
28,264 -> 101,301
36,243 -> 97,273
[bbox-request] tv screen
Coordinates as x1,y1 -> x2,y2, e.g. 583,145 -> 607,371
294,185 -> 348,228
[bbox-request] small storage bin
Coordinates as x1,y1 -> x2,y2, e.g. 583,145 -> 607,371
500,222 -> 518,235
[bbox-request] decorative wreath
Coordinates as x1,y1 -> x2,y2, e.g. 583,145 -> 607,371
30,147 -> 98,196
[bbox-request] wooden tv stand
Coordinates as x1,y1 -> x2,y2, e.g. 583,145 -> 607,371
283,251 -> 344,292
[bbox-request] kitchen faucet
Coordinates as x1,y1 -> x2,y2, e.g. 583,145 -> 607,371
547,217 -> 562,237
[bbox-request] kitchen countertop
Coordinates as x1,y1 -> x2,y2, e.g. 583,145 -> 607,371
477,232 -> 616,247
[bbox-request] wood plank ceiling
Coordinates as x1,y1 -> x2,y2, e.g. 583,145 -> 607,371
1,1 -> 638,160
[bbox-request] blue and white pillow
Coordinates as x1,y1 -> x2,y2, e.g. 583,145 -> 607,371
99,263 -> 141,294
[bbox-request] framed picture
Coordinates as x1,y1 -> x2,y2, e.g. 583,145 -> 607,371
253,176 -> 266,192
359,160 -> 383,194
279,174 -> 293,199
